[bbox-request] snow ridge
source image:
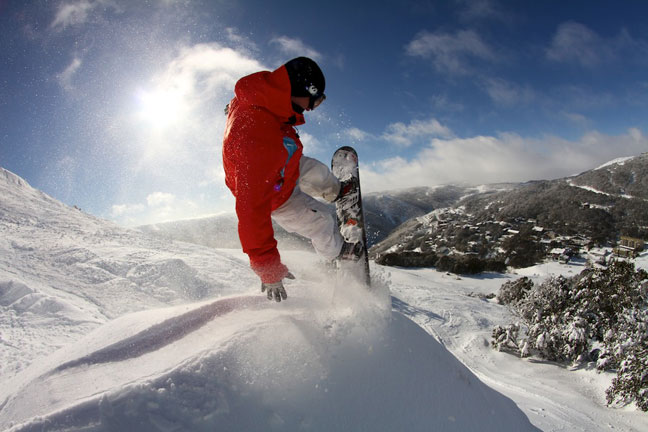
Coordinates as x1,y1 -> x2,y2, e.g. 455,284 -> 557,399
0,167 -> 33,189
596,156 -> 635,170
49,296 -> 266,374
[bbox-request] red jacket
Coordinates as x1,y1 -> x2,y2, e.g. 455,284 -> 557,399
222,65 -> 304,283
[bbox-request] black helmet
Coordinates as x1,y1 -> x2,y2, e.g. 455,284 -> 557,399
285,57 -> 325,100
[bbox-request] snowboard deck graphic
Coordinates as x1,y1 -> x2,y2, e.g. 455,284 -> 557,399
331,146 -> 370,286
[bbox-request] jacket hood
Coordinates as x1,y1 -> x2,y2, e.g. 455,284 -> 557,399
233,65 -> 305,125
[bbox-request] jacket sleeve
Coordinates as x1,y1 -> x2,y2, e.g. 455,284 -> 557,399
226,113 -> 289,284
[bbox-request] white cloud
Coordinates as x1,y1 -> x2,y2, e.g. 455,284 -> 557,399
546,21 -> 648,67
111,203 -> 145,218
406,29 -> 496,74
299,132 -> 322,155
57,57 -> 82,91
159,43 -> 263,102
628,127 -> 643,141
345,127 -> 372,142
546,22 -> 606,67
199,167 -> 225,188
223,27 -> 258,55
270,36 -> 322,61
429,94 -> 465,113
560,111 -> 590,128
482,77 -> 535,106
51,0 -> 95,30
50,0 -> 119,31
382,117 -> 454,147
147,192 -> 175,207
362,128 -> 648,193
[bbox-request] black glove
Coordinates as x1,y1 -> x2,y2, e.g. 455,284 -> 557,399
261,272 -> 295,302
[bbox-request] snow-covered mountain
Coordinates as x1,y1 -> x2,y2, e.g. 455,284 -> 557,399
363,184 -> 519,245
2,166 -> 647,431
570,152 -> 648,199
371,153 -> 648,267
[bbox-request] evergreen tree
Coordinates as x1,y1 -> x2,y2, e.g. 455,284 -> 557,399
492,261 -> 648,410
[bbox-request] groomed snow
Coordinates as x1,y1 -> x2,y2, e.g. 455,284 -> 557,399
1,166 -> 647,431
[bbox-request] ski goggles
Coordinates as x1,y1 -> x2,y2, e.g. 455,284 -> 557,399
309,93 -> 326,110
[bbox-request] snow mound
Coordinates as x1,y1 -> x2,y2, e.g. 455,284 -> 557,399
1,279 -> 75,315
0,168 -> 33,189
0,284 -> 537,432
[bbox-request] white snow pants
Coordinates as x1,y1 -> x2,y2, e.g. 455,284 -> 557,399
272,156 -> 343,260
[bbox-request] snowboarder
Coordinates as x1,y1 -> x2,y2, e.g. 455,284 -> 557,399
223,57 -> 354,302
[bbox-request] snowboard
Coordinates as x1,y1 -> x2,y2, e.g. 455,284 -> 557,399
331,146 -> 371,286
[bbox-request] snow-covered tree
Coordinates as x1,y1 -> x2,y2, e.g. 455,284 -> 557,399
493,261 -> 648,411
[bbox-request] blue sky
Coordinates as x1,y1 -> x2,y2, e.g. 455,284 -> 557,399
1,0 -> 647,226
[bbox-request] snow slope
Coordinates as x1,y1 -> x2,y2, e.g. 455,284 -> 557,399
0,167 -> 253,378
386,256 -> 648,432
1,166 -> 646,431
0,286 -> 537,431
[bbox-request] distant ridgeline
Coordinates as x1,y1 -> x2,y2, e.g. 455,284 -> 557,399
369,153 -> 648,272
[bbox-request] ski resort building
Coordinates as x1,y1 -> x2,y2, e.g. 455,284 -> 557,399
614,236 -> 645,258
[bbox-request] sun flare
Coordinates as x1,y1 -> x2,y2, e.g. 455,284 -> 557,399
135,87 -> 185,129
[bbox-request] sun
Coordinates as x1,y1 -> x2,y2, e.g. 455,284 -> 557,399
135,87 -> 185,130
